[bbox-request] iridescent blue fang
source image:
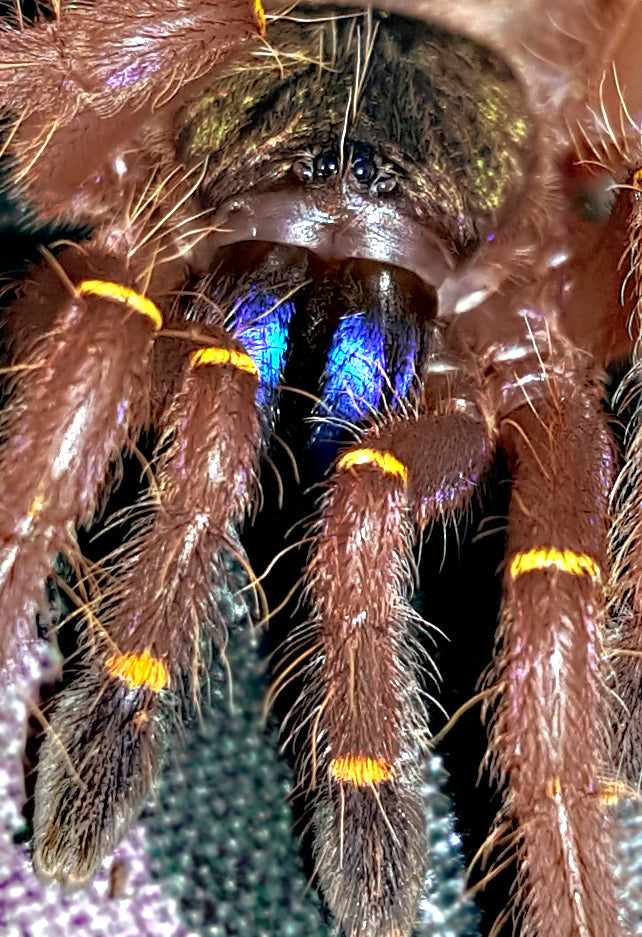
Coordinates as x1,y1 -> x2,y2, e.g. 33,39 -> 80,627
313,308 -> 419,449
229,285 -> 294,412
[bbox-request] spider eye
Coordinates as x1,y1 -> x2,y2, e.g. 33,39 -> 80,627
351,146 -> 376,185
292,156 -> 314,182
315,148 -> 339,179
375,174 -> 397,195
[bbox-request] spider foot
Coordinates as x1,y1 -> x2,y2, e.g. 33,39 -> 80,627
33,657 -> 171,885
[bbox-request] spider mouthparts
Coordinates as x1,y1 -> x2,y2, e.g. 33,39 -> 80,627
208,186 -> 455,290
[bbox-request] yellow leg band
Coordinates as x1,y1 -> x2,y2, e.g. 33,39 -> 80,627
78,280 -> 163,330
253,0 -> 266,33
544,777 -> 563,799
330,755 -> 395,786
190,346 -> 260,377
599,779 -> 631,806
28,493 -> 45,518
542,777 -> 629,807
337,448 -> 408,483
510,547 -> 599,580
107,650 -> 168,692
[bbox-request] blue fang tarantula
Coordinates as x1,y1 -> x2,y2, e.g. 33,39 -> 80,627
1,1 -> 642,936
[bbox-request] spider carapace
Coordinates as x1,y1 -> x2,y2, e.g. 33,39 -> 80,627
1,1 -> 642,936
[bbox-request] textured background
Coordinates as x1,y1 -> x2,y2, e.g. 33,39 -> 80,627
0,591 -> 480,937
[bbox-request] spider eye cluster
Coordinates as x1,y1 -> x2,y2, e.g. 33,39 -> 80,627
292,141 -> 397,195
179,5 -> 535,289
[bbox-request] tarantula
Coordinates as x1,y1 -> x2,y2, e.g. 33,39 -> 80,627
1,0 -> 642,935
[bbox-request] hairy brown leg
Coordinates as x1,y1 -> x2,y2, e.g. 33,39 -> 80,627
32,325 -> 264,883
0,0 -> 264,671
489,374 -> 618,937
0,0 -> 264,219
296,370 -> 494,937
0,250 -> 165,670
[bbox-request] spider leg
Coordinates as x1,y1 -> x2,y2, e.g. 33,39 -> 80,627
32,321 -> 264,884
0,0 -> 264,672
298,366 -> 494,937
0,0 -> 263,219
489,372 -> 618,937
30,241 -> 304,884
0,250 -> 164,669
